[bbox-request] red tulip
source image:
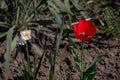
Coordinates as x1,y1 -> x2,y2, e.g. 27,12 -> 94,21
73,18 -> 97,41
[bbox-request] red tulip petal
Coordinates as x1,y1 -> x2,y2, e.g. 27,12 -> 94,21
73,23 -> 79,38
78,19 -> 88,33
73,18 -> 97,41
86,21 -> 97,38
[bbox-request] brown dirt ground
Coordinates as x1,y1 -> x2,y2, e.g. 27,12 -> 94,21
0,33 -> 120,80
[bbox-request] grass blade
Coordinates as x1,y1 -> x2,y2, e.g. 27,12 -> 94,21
0,0 -> 7,9
48,1 -> 60,13
84,55 -> 104,80
64,0 -> 73,15
35,0 -> 48,10
11,35 -> 19,51
69,47 -> 82,70
32,43 -> 44,56
54,0 -> 73,15
85,55 -> 103,71
49,7 -> 62,27
33,45 -> 46,80
4,26 -> 14,74
70,0 -> 81,10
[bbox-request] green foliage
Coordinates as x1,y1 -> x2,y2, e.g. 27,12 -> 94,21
70,46 -> 103,80
99,6 -> 119,37
32,43 -> 44,56
84,55 -> 104,80
1,0 -> 49,79
70,48 -> 82,70
33,44 -> 46,80
0,0 -> 7,9
49,7 -> 64,80
4,26 -> 15,74
0,0 -> 48,38
49,7 -> 62,27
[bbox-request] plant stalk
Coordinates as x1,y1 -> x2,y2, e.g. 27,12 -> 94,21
26,42 -> 31,80
80,42 -> 84,80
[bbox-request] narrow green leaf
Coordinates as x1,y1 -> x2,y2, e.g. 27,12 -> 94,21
33,45 -> 46,80
69,38 -> 81,43
54,0 -> 65,10
11,35 -> 19,51
1,0 -> 7,9
0,22 -> 9,28
85,55 -> 103,71
35,0 -> 48,10
54,0 -> 73,15
84,55 -> 104,80
48,1 -> 60,13
4,26 -> 15,74
64,0 -> 73,15
0,32 -> 7,38
49,7 -> 62,27
70,0 -> 81,10
56,19 -> 64,52
86,0 -> 94,4
84,64 -> 97,80
16,7 -> 20,25
32,43 -> 43,55
26,14 -> 34,23
70,48 -> 82,70
67,37 -> 80,48
48,20 -> 64,80
26,0 -> 33,9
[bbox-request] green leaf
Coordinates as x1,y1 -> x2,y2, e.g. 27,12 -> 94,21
56,19 -> 64,52
1,0 -> 7,9
11,35 -> 19,51
54,0 -> 73,15
35,0 -> 48,10
4,26 -> 15,74
64,0 -> 73,15
0,22 -> 9,28
70,0 -> 81,10
84,64 -> 97,80
67,37 -> 80,48
70,48 -> 82,70
48,1 -> 60,13
69,38 -> 81,43
33,45 -> 46,80
48,19 -> 64,80
49,7 -> 62,27
0,32 -> 7,38
32,43 -> 44,56
86,0 -> 94,4
84,55 -> 104,80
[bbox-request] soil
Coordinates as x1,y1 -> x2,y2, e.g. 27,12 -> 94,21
0,33 -> 120,80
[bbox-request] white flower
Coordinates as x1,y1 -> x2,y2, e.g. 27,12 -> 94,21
20,29 -> 31,41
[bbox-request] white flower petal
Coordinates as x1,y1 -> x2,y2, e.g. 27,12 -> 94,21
20,29 -> 31,41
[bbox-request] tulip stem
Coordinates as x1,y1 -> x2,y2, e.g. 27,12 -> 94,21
80,41 -> 84,80
26,42 -> 31,80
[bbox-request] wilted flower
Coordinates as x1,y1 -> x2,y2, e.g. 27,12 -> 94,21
20,29 -> 31,41
73,18 -> 97,41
